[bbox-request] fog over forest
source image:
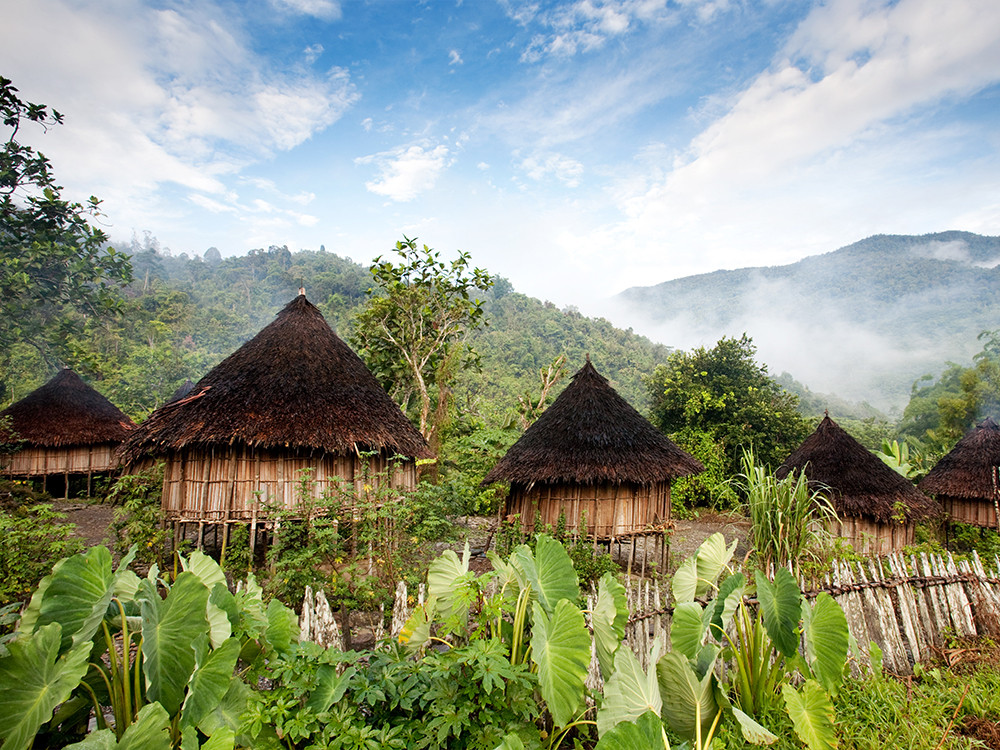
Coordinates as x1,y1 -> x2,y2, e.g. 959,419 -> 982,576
606,232 -> 1000,414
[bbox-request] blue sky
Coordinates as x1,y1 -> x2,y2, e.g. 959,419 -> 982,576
3,0 -> 999,315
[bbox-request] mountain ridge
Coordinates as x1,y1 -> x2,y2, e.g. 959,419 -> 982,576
615,231 -> 1000,411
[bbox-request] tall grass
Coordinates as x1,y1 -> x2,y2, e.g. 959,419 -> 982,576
737,449 -> 838,575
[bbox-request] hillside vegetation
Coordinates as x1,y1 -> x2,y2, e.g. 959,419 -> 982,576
2,241 -> 670,420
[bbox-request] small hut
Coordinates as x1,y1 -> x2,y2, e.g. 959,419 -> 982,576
0,369 -> 135,498
776,414 -> 937,555
483,359 -> 703,565
919,417 -> 1000,531
120,292 -> 432,531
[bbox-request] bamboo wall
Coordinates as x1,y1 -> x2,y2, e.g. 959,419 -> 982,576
159,445 -> 418,522
942,496 -> 998,529
832,516 -> 915,556
3,444 -> 122,477
505,480 -> 670,539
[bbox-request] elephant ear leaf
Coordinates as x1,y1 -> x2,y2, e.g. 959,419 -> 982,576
530,600 -> 590,729
656,650 -> 718,742
21,546 -> 115,653
595,710 -> 670,750
755,568 -> 801,659
140,572 -> 209,716
596,647 -> 663,737
593,572 -> 628,681
427,543 -> 472,631
514,535 -> 578,616
802,593 -> 848,697
782,680 -> 837,750
0,623 -> 91,750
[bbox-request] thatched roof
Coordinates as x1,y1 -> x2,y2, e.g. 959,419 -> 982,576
121,293 -> 431,462
919,417 -> 1000,500
483,359 -> 703,486
167,379 -> 195,403
776,414 -> 936,522
0,369 -> 135,447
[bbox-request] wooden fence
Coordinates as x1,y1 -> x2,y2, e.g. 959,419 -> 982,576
299,551 -> 1000,678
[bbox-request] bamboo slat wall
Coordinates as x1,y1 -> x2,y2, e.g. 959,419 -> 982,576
833,516 -> 916,556
4,444 -> 121,476
160,446 -> 418,522
506,480 -> 671,539
942,497 -> 998,529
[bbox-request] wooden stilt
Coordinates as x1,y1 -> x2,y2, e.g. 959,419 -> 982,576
250,507 -> 258,559
197,522 -> 205,551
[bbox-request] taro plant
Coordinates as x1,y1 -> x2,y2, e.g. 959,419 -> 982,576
660,532 -> 849,750
400,534 -> 630,750
590,533 -> 849,750
0,544 -> 298,750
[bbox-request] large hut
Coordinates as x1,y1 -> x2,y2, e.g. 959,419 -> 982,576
776,414 -> 937,555
120,292 -> 432,528
919,417 -> 1000,531
483,358 -> 703,564
0,369 -> 135,497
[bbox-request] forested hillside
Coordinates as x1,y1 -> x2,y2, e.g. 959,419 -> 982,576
617,231 -> 1000,409
2,240 -> 669,420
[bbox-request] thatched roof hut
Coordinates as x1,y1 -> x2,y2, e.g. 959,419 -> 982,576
776,414 -> 936,554
484,359 -> 703,542
0,369 -> 135,496
919,417 -> 1000,530
122,292 -> 431,523
167,379 -> 195,403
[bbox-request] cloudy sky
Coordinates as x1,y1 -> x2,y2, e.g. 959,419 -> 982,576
3,0 -> 999,313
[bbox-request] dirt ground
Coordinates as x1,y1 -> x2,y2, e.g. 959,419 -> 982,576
52,500 -> 116,548
53,502 -> 750,576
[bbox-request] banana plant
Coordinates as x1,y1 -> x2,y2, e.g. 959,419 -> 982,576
0,545 -> 297,750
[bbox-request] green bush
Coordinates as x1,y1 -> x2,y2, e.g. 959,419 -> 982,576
107,464 -> 167,569
0,499 -> 82,605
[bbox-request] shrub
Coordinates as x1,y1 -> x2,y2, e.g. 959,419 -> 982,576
0,499 -> 82,605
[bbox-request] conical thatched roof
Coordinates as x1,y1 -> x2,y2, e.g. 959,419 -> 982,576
121,293 -> 431,462
0,369 -> 135,447
776,414 -> 936,522
167,379 -> 195,403
483,359 -> 703,485
919,417 -> 1000,499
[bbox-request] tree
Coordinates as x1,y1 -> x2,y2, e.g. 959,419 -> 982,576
900,329 -> 1000,448
646,334 -> 809,479
0,76 -> 132,372
351,237 -> 493,446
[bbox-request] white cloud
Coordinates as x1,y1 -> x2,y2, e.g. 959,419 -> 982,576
304,43 -> 324,64
0,0 -> 358,242
517,152 -> 584,187
271,0 -> 341,20
356,144 -> 454,201
604,0 -> 1000,276
449,50 -> 463,65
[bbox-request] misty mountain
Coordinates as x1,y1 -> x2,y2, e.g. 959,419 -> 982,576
616,231 -> 1000,412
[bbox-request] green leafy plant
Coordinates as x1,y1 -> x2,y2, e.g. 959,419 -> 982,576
107,464 -> 167,569
737,449 -> 838,575
0,500 -> 83,605
401,534 -> 629,749
0,544 -> 298,750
